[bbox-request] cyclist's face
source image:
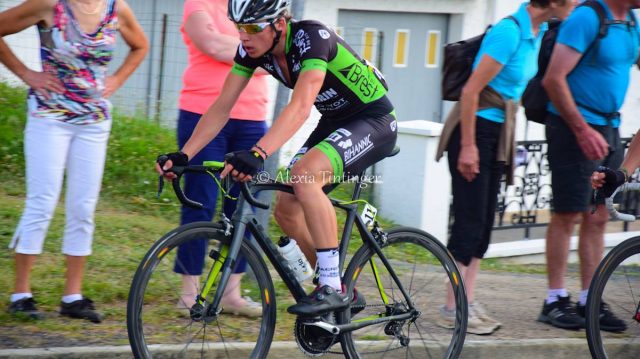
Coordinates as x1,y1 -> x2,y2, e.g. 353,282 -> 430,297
237,18 -> 284,58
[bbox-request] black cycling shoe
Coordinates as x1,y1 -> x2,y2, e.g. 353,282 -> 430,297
60,297 -> 103,323
538,295 -> 584,330
577,302 -> 627,332
8,297 -> 43,320
288,285 -> 350,316
351,288 -> 366,316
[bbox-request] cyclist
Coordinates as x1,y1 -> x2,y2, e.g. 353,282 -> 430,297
157,0 -> 397,316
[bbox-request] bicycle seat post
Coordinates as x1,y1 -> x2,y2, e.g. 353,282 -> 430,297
351,171 -> 367,201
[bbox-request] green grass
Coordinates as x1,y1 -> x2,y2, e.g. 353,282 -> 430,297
0,82 -> 544,348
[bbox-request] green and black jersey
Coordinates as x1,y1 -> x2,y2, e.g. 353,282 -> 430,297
232,20 -> 393,121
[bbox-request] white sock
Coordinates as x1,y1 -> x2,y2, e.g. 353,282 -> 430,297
546,288 -> 568,304
10,293 -> 32,303
578,289 -> 589,306
316,248 -> 341,293
62,294 -> 83,303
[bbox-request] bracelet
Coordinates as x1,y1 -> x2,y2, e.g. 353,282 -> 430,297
253,144 -> 269,159
619,167 -> 630,182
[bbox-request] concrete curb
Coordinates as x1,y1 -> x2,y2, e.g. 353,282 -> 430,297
0,339 -> 604,358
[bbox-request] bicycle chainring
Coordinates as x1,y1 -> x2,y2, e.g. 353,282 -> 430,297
294,314 -> 339,356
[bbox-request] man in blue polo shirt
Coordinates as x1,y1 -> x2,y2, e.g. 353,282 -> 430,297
436,0 -> 574,335
539,0 -> 640,331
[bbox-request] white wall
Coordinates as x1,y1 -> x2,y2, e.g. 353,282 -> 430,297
0,0 -> 41,85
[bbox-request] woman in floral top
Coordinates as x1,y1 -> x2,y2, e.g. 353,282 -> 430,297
0,0 -> 147,322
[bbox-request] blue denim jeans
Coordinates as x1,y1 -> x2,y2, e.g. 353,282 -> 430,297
174,109 -> 267,275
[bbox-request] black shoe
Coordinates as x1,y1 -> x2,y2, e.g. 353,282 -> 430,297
60,297 -> 103,323
538,295 -> 584,330
576,302 -> 627,333
350,288 -> 366,316
8,297 -> 43,320
288,285 -> 350,316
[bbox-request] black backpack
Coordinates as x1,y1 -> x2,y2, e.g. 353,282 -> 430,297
441,18 -> 514,102
441,29 -> 490,101
522,0 -> 637,124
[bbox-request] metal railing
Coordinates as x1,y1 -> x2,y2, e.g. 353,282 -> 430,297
488,137 -> 637,240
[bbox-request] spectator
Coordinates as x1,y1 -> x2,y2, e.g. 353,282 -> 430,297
174,0 -> 269,317
1,0 -> 148,322
537,0 -> 637,332
435,0 -> 575,335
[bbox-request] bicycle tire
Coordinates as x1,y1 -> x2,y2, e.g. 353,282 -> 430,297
339,226 -> 467,359
127,222 -> 276,359
586,235 -> 640,359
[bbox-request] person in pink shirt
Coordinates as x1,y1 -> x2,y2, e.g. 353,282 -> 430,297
175,0 -> 269,317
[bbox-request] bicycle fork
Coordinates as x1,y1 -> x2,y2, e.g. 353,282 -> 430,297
192,219 -> 247,323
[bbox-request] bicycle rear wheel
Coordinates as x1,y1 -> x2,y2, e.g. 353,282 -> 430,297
340,226 -> 467,358
586,236 -> 640,359
127,222 -> 276,358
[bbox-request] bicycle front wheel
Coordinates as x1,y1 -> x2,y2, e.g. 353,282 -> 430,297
127,222 -> 276,358
586,236 -> 640,359
340,227 -> 467,359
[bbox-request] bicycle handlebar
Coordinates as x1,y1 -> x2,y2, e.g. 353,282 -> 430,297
159,161 -> 271,210
604,182 -> 640,222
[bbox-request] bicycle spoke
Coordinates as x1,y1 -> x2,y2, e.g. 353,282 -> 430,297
340,229 -> 466,358
127,223 -> 275,359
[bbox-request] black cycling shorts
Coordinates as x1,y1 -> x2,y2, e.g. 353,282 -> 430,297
287,110 -> 398,184
546,113 -> 623,213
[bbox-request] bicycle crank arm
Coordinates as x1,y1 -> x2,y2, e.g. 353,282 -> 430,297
304,311 -> 415,335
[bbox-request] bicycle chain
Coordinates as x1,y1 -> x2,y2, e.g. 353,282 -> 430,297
295,303 -> 409,356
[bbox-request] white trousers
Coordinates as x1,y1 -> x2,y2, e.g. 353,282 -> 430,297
10,116 -> 111,256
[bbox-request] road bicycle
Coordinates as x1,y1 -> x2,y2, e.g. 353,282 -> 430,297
127,147 -> 467,358
586,182 -> 640,359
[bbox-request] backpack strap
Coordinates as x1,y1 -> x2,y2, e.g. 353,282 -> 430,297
505,15 -> 523,58
580,0 -> 608,64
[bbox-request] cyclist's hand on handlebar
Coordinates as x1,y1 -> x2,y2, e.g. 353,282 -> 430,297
593,166 -> 626,198
155,151 -> 189,180
221,150 -> 264,182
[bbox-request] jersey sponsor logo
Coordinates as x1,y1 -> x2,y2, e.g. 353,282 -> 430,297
338,63 -> 383,99
239,45 -> 247,58
338,139 -> 352,149
287,147 -> 308,169
390,120 -> 397,131
263,63 -> 275,72
316,98 -> 349,111
364,59 -> 386,82
337,128 -> 352,137
344,134 -> 373,164
315,88 -> 338,102
319,29 -> 331,39
294,29 -> 311,56
292,61 -> 301,72
327,132 -> 342,142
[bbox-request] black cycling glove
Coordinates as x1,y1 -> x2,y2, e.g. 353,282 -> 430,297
597,166 -> 627,198
224,150 -> 264,177
157,151 -> 189,173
